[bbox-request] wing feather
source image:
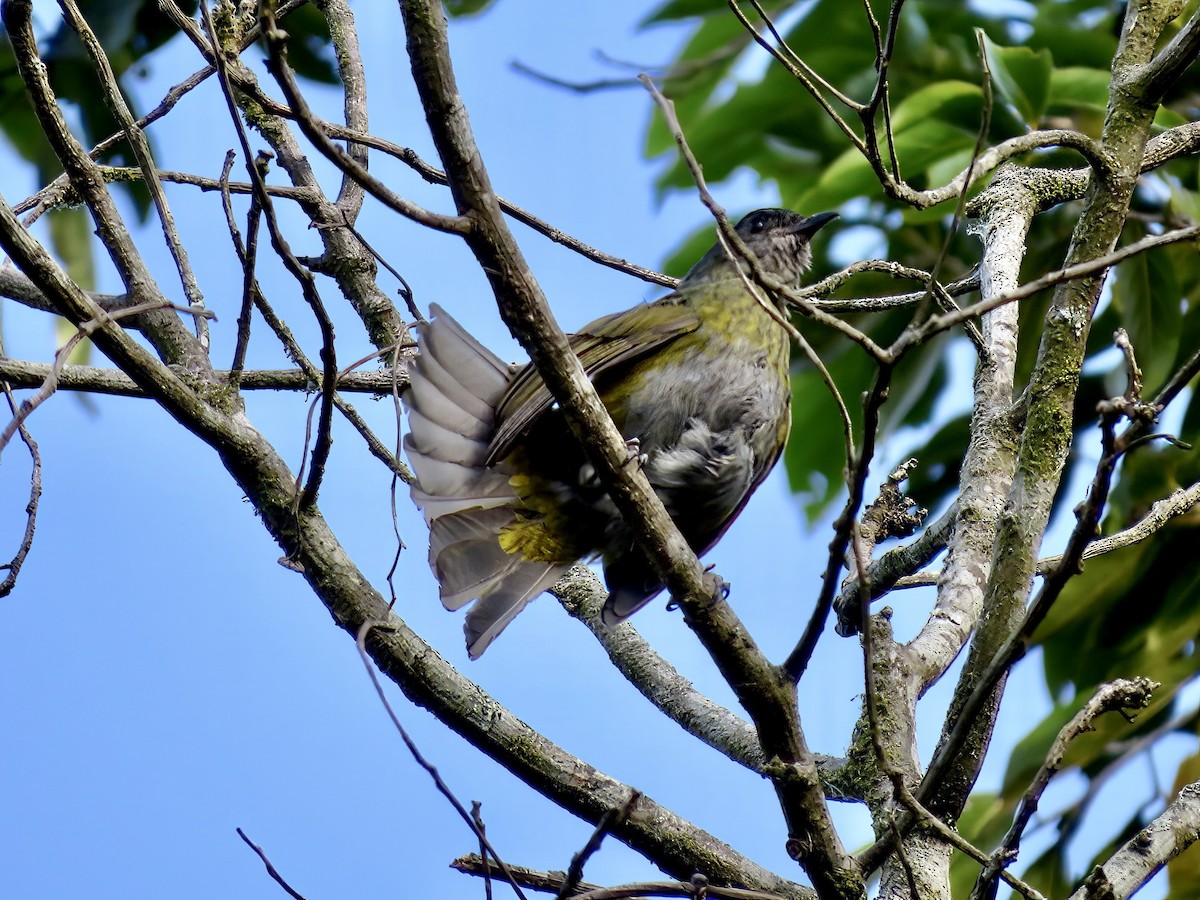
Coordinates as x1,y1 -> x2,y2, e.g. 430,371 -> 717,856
486,300 -> 700,464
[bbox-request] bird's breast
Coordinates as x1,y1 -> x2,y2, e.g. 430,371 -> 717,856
607,324 -> 791,457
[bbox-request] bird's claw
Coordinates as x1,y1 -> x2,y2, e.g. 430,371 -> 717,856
623,437 -> 647,470
578,438 -> 647,487
702,567 -> 730,601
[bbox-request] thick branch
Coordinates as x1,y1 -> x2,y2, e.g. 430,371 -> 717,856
923,0 -> 1181,830
0,358 -> 401,396
552,567 -> 766,772
907,168 -> 1030,687
395,2 -> 857,894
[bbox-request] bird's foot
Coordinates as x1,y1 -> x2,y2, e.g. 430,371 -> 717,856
623,437 -> 647,469
578,439 -> 647,488
703,566 -> 730,601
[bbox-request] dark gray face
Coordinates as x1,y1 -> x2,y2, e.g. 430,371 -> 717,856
682,208 -> 837,288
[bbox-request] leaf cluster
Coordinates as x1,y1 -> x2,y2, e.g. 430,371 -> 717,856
647,0 -> 1200,893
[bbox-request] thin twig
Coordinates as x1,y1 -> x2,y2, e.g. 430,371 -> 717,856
557,793 -> 641,900
833,502 -> 955,636
0,359 -> 404,397
0,300 -> 215,457
887,479 -> 1200,591
785,363 -> 894,680
235,828 -> 308,900
972,678 -> 1158,899
472,802 -> 495,900
904,223 -> 1200,346
0,376 -> 41,598
211,142 -> 408,480
222,150 -> 264,383
11,0 -> 310,219
251,8 -> 468,236
202,1 -> 338,509
639,74 -> 885,361
2,0 -> 210,372
725,0 -> 866,155
354,622 -> 529,900
58,0 -> 210,348
911,28 -> 993,316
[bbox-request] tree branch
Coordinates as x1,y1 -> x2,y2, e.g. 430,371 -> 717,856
973,677 -> 1159,899
1066,782 -> 1200,900
2,0 -> 209,373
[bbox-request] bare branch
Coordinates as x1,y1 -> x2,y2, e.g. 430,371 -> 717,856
1066,781 -> 1200,900
557,793 -> 641,900
354,622 -> 530,900
0,299 -> 213,458
0,358 -> 401,396
237,118 -> 676,287
0,378 -> 40,598
247,7 -> 469,236
876,479 -> 1200,592
784,362 -> 892,680
552,568 -> 767,772
973,678 -> 1159,899
451,855 -> 808,900
200,3 -> 337,510
908,222 -> 1200,344
1139,10 -> 1200,104
1,0 -> 209,372
59,0 -> 210,348
641,74 -> 886,362
235,828 -> 308,900
833,502 -> 954,636
725,0 -> 867,155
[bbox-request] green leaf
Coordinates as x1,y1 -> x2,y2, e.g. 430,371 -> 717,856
1168,751 -> 1200,898
1022,842 -> 1072,898
1045,66 -> 1110,134
48,208 -> 96,292
643,0 -> 737,23
643,15 -> 747,159
1167,177 -> 1200,224
786,347 -> 874,519
1110,232 -> 1183,394
888,79 -> 988,132
979,30 -> 1053,126
951,792 -> 1014,898
49,208 -> 96,366
1047,66 -> 1110,110
796,80 -> 982,209
444,0 -> 496,15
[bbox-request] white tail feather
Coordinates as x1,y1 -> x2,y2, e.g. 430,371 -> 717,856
407,305 -> 568,655
464,563 -> 572,659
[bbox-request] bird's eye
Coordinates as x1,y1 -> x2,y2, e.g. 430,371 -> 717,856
748,217 -> 766,234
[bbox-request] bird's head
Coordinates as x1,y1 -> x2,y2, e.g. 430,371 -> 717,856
682,208 -> 838,288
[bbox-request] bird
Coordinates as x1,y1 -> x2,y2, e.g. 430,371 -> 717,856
404,208 -> 837,658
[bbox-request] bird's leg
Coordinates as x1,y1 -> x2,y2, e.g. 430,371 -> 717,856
703,565 -> 731,601
579,438 -> 646,487
622,436 -> 647,469
665,566 -> 730,612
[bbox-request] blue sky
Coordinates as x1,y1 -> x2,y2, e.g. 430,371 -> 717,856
0,3 -> 1185,898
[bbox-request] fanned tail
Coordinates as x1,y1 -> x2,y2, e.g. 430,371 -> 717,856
405,304 -> 565,657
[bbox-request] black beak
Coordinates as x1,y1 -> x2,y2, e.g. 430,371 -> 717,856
793,211 -> 838,237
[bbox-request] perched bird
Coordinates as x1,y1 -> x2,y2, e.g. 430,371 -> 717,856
405,208 -> 836,658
